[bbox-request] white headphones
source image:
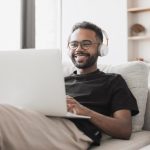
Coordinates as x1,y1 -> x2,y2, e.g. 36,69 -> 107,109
98,30 -> 109,57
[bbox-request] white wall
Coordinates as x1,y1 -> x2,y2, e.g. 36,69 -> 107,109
62,0 -> 128,65
0,0 -> 21,49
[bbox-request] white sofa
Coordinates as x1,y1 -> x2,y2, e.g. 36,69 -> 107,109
63,61 -> 150,150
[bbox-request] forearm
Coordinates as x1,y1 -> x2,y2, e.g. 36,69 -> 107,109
84,107 -> 132,139
67,96 -> 132,139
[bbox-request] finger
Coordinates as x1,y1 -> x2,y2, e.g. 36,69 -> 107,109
67,99 -> 76,104
72,108 -> 77,114
67,105 -> 75,113
67,103 -> 75,109
66,95 -> 73,99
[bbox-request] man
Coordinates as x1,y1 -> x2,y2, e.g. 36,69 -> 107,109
65,21 -> 139,146
0,21 -> 139,150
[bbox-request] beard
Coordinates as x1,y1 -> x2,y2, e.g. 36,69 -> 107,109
71,51 -> 98,69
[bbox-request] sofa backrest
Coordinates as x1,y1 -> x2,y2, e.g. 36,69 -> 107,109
143,86 -> 150,130
63,61 -> 149,132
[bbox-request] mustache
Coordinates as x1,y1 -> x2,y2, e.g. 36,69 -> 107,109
74,51 -> 90,57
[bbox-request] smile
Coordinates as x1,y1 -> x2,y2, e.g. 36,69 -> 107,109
74,52 -> 90,58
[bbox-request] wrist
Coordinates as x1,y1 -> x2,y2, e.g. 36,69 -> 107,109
82,106 -> 93,117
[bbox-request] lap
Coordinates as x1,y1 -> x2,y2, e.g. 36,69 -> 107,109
0,104 -> 92,150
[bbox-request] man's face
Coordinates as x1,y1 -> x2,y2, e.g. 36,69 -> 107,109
68,28 -> 100,69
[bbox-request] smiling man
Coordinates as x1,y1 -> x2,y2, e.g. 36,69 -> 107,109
0,21 -> 139,150
65,21 -> 139,147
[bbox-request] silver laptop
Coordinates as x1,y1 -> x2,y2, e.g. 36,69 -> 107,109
0,49 -> 90,119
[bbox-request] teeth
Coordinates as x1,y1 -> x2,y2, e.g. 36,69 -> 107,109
75,54 -> 86,56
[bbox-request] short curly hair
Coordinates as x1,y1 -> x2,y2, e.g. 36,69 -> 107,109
69,21 -> 103,43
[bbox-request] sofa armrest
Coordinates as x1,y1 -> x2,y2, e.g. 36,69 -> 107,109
143,86 -> 150,130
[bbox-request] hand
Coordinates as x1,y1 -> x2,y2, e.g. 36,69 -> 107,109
66,95 -> 88,115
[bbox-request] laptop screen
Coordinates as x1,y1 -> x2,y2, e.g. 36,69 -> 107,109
0,49 -> 67,116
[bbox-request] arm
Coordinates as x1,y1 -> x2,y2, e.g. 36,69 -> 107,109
67,96 -> 132,140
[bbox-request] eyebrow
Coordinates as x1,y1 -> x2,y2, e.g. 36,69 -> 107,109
70,40 -> 93,42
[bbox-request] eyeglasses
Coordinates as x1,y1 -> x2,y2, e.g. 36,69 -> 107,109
68,40 -> 100,50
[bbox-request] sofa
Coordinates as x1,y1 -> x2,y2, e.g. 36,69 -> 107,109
63,61 -> 150,150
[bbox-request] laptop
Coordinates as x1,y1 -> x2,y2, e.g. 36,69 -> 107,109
0,49 -> 90,119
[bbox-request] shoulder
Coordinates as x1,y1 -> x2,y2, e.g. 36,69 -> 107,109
101,72 -> 124,83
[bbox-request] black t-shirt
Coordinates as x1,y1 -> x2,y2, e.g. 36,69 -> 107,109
65,69 -> 139,146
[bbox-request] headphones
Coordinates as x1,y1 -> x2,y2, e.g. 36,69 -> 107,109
98,30 -> 109,57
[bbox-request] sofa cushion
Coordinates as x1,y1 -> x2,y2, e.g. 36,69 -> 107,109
63,61 -> 149,132
143,86 -> 150,130
139,144 -> 150,150
105,61 -> 149,132
91,131 -> 150,150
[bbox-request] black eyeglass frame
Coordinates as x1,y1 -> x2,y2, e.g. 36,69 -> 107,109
68,40 -> 100,50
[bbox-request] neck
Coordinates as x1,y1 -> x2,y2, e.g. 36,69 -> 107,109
76,64 -> 97,75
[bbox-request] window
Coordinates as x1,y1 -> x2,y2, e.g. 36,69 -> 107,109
0,0 -> 61,50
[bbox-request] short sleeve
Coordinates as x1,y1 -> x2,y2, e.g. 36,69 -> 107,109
110,74 -> 139,116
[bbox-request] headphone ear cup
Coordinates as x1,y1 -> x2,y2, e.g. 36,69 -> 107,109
98,44 -> 108,57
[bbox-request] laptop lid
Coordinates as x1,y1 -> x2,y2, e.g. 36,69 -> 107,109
0,49 -> 68,116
